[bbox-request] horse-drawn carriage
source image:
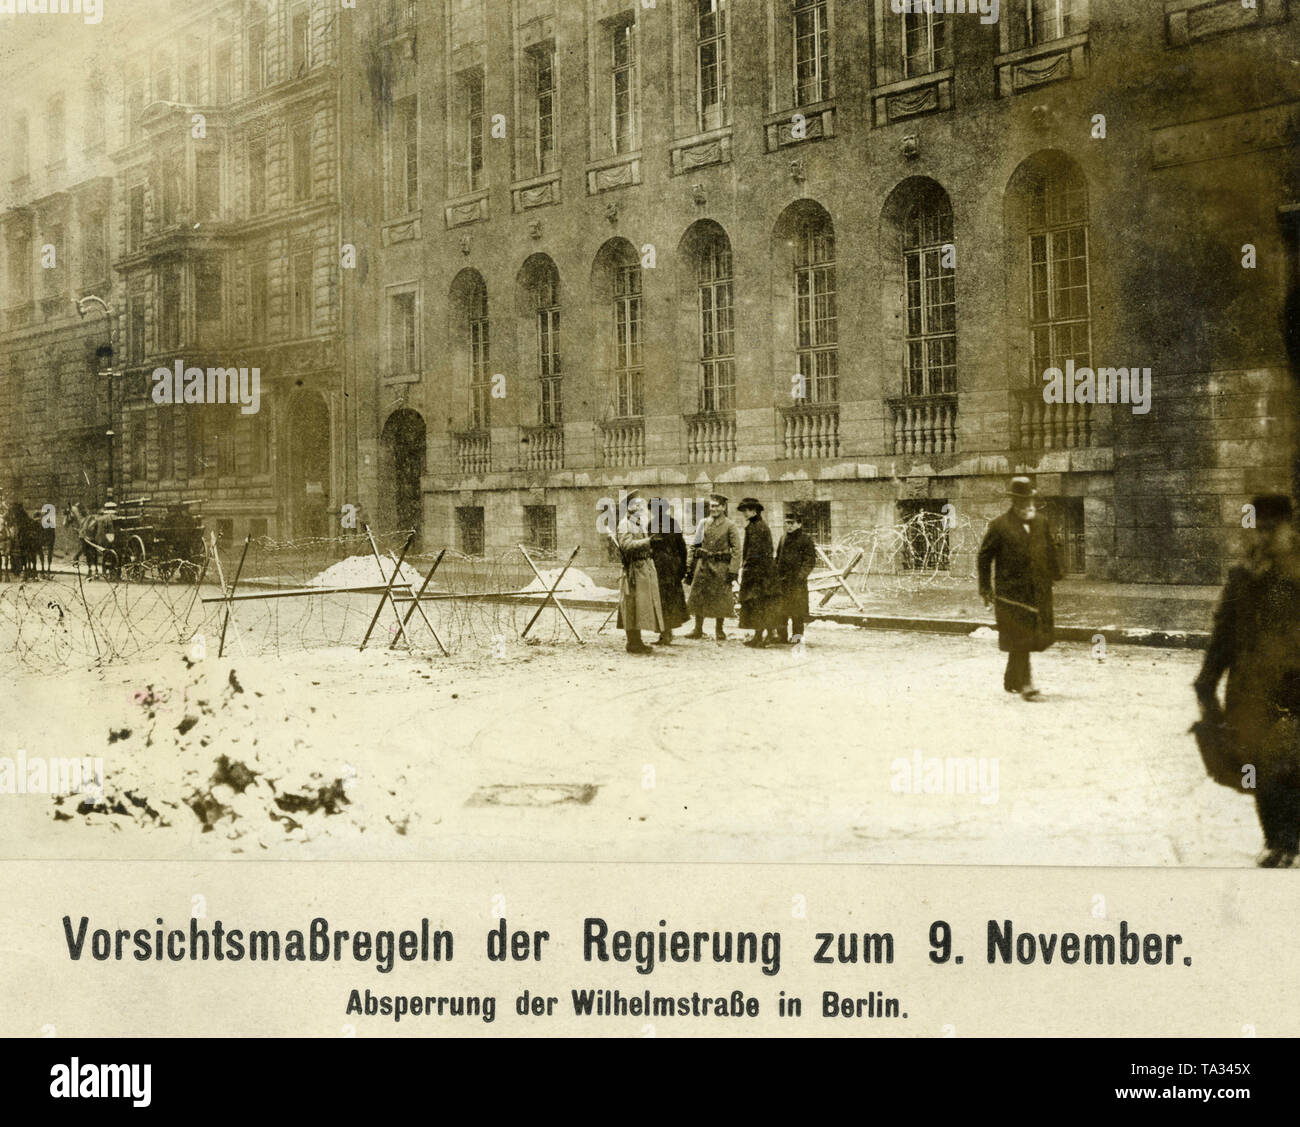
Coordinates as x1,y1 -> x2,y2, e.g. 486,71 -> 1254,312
76,497 -> 207,582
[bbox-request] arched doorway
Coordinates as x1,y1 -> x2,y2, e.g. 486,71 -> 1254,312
380,408 -> 426,540
286,391 -> 331,540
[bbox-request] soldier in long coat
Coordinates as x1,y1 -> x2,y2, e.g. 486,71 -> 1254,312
736,498 -> 777,648
686,493 -> 741,641
648,498 -> 689,645
772,504 -> 818,644
615,491 -> 664,655
976,477 -> 1063,699
1195,493 -> 1300,867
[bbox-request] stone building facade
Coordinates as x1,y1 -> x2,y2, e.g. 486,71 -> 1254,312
2,0 -> 1297,582
349,0 -> 1300,582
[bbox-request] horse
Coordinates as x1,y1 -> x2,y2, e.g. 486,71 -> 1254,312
68,502 -> 114,578
5,502 -> 42,580
0,509 -> 13,581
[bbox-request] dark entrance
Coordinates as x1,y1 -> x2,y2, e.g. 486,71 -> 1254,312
286,392 -> 331,540
380,408 -> 426,540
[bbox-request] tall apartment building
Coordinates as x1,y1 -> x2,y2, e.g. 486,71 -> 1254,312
0,0 -> 353,545
350,0 -> 1300,582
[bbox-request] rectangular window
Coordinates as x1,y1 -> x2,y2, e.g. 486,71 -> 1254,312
469,287 -> 491,430
389,290 -> 417,376
291,3 -> 311,76
186,411 -> 205,478
901,7 -> 949,78
161,153 -> 183,226
248,137 -> 267,215
81,209 -> 107,285
154,63 -> 173,103
248,517 -> 269,540
456,69 -> 485,194
7,235 -> 30,301
793,0 -> 830,106
524,505 -> 557,555
158,409 -> 175,481
161,264 -> 182,351
698,236 -> 735,412
898,500 -> 951,571
129,297 -> 146,363
536,278 -> 561,425
42,225 -> 64,296
127,82 -> 145,143
183,57 -> 201,103
196,255 -> 224,343
1028,0 -> 1080,45
1029,175 -> 1091,379
697,0 -> 728,131
214,43 -> 232,105
801,500 -> 832,548
904,207 -> 956,396
614,262 -> 644,417
611,20 -> 638,154
248,19 -> 267,93
292,120 -> 312,202
292,248 -> 313,337
129,414 -> 147,482
249,411 -> 270,476
85,81 -> 106,149
533,47 -> 557,175
1039,496 -> 1086,574
248,256 -> 268,341
795,221 -> 838,403
213,411 -> 236,477
456,506 -> 485,557
388,96 -> 419,216
195,149 -> 221,221
128,185 -> 145,250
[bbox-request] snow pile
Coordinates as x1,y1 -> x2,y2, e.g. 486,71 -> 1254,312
308,553 -> 424,590
521,567 -> 617,599
49,654 -> 417,847
970,626 -> 997,639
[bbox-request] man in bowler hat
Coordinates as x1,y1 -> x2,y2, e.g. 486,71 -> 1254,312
1195,493 -> 1300,867
736,497 -> 777,648
977,477 -> 1063,699
772,503 -> 818,644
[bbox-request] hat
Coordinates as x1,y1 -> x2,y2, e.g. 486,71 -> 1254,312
784,504 -> 804,523
1251,494 -> 1293,527
1006,477 -> 1037,498
737,497 -> 764,514
709,493 -> 727,506
102,500 -> 118,511
624,489 -> 644,505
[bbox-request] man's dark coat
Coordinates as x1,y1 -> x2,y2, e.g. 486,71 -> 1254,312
976,510 -> 1064,653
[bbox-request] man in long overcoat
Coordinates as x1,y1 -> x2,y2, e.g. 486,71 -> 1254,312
772,504 -> 818,644
648,498 -> 689,646
615,490 -> 664,655
976,477 -> 1063,699
1195,493 -> 1300,867
736,497 -> 777,648
686,493 -> 741,641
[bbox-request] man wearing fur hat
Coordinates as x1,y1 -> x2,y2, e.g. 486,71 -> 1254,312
977,477 -> 1064,699
615,490 -> 664,655
1195,493 -> 1300,867
686,493 -> 741,641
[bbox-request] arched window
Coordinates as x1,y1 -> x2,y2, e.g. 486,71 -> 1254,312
696,226 -> 734,412
467,276 -> 491,430
794,213 -> 837,403
526,258 -> 562,425
1028,163 -> 1090,381
612,250 -> 643,418
903,190 -> 955,396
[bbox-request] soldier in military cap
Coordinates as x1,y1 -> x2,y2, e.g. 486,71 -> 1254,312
1195,493 -> 1300,867
615,490 -> 664,655
686,493 -> 741,641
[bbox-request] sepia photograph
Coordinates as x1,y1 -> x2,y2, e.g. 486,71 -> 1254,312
1,0 -> 1298,880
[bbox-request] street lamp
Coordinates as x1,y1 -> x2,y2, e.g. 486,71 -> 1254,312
75,294 -> 118,504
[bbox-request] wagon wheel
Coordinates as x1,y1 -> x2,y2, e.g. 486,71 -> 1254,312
156,558 -> 179,582
122,534 -> 149,582
177,536 -> 208,585
101,547 -> 121,581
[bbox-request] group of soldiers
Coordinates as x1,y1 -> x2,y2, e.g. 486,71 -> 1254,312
614,492 -> 818,654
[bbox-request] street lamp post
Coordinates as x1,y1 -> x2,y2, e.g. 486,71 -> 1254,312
75,294 -> 118,504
